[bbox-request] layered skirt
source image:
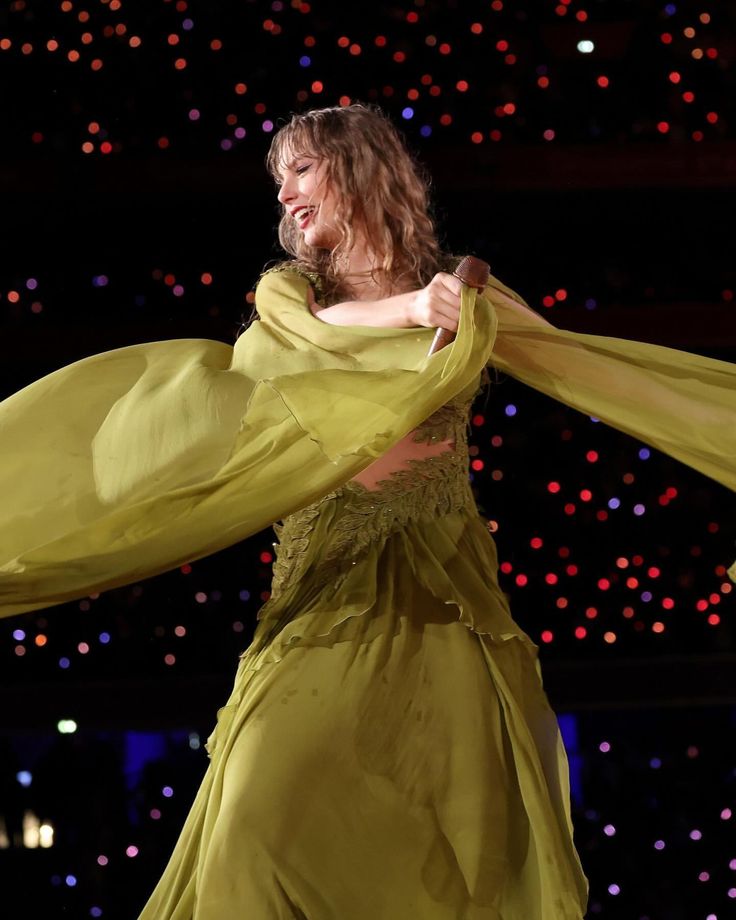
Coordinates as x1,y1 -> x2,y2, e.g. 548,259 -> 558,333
137,452 -> 589,919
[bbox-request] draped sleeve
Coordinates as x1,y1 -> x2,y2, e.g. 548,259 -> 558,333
1,265 -> 734,619
0,268 -> 496,618
482,275 -> 736,582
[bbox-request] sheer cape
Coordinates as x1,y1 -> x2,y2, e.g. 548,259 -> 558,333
1,268 -> 734,618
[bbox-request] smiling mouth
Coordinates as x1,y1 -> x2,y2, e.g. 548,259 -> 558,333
293,206 -> 316,229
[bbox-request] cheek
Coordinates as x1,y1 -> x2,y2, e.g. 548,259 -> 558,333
319,190 -> 339,222
312,172 -> 335,213
304,175 -> 320,199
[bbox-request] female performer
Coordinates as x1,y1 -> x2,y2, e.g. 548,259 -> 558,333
139,104 -> 589,918
2,103 -> 734,918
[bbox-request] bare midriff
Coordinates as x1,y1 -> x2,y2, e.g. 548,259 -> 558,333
348,428 -> 456,492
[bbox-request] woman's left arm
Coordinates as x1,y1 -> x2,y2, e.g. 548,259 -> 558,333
311,272 -> 463,331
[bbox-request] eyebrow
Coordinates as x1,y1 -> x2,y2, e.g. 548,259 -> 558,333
284,153 -> 317,171
273,152 -> 317,183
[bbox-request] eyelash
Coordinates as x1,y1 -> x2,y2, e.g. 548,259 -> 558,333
275,164 -> 311,188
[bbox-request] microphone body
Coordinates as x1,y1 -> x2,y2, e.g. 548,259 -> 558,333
427,256 -> 491,356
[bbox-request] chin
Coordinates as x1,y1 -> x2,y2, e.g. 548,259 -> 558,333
304,229 -> 338,251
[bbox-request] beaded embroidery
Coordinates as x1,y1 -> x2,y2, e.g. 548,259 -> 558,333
269,394 -> 477,600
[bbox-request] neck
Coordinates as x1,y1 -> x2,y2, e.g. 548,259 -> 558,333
340,254 -> 385,301
331,232 -> 395,299
335,230 -> 381,276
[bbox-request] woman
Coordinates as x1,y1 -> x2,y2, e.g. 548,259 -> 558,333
175,105 -> 589,918
2,104 -> 734,918
128,104 -> 591,918
139,105 -> 735,919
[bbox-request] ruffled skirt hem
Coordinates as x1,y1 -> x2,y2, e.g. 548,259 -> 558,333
137,503 -> 588,919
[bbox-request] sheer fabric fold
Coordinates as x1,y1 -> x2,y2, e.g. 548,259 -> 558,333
485,275 -> 736,504
0,271 -> 494,616
1,267 -> 734,619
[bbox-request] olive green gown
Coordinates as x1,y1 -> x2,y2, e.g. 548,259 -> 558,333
1,267 -> 734,918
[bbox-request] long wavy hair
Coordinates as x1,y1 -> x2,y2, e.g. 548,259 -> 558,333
265,103 -> 445,302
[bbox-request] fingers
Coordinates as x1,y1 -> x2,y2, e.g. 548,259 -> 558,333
430,272 -> 462,330
427,273 -> 462,308
410,272 -> 466,330
434,271 -> 463,299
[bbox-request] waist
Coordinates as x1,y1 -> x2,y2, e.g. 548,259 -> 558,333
271,449 -> 476,599
348,433 -> 456,492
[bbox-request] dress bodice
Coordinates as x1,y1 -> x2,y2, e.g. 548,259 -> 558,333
269,390 -> 479,602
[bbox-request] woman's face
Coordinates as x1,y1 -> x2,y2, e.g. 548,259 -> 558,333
276,152 -> 341,250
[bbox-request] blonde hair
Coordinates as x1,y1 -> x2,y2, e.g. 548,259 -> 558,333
266,103 -> 444,302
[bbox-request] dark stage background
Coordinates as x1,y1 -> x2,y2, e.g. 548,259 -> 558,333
0,1 -> 735,918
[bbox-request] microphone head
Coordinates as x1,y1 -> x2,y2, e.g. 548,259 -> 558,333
453,255 -> 491,291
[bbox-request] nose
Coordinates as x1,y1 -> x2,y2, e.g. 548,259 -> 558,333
277,174 -> 296,205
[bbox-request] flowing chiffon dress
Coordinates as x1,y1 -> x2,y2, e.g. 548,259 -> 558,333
1,264 -> 735,918
138,385 -> 589,919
